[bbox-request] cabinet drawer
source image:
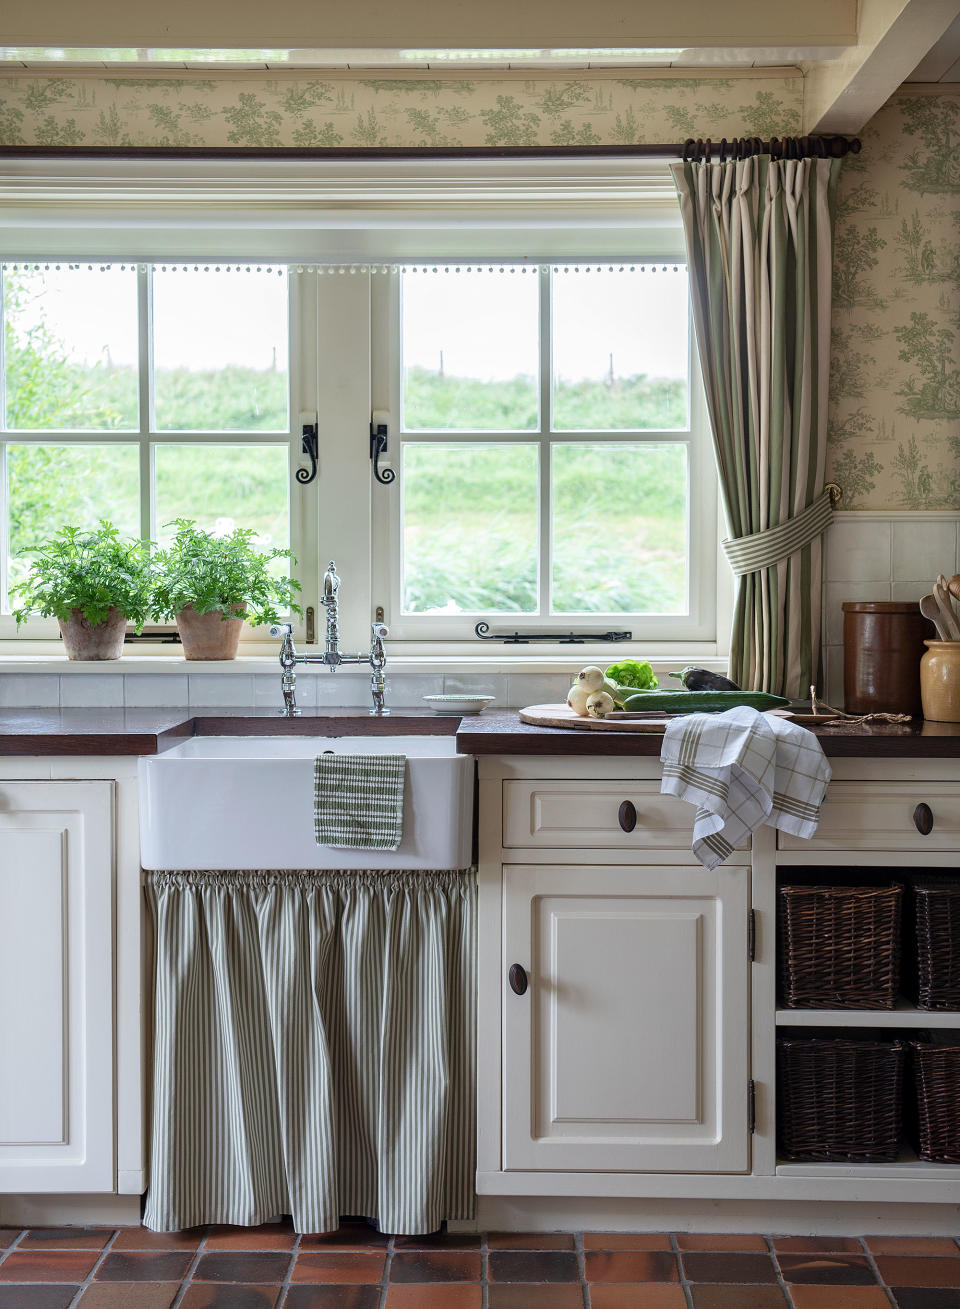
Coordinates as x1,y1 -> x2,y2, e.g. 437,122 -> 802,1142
503,779 -> 748,851
778,782 -> 960,851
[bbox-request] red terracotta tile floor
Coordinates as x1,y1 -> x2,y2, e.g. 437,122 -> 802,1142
1,1224 -> 959,1307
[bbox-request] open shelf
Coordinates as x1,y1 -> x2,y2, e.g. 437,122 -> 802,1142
776,1001 -> 960,1028
777,1146 -> 960,1179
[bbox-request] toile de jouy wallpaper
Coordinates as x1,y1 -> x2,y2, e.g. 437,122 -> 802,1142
0,70 -> 956,510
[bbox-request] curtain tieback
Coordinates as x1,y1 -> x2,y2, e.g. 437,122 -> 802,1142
722,486 -> 840,577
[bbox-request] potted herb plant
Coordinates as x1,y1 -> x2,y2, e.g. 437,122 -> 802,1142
152,519 -> 302,660
10,520 -> 152,660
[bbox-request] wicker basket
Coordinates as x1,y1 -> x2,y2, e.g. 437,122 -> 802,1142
909,881 -> 960,1011
778,883 -> 902,1009
910,1041 -> 960,1162
777,1037 -> 905,1162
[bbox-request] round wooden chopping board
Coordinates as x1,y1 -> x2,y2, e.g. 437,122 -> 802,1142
519,703 -> 670,732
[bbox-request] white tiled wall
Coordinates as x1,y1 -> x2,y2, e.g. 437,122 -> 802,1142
821,512 -> 960,706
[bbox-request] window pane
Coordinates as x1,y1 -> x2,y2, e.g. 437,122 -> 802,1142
551,267 -> 689,431
6,444 -> 140,598
3,266 -> 138,431
551,443 -> 687,613
152,268 -> 289,432
402,443 -> 538,614
401,268 -> 539,431
154,444 -> 290,561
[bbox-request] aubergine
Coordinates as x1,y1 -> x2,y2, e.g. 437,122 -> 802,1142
669,665 -> 740,692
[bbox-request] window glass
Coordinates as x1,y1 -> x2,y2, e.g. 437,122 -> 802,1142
551,266 -> 689,431
401,267 -> 539,431
3,266 -> 139,431
7,443 -> 140,591
152,267 -> 289,432
153,443 -> 290,557
551,442 -> 687,614
401,442 -> 538,614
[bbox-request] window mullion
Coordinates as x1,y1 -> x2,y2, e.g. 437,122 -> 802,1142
137,264 -> 152,543
538,264 -> 552,619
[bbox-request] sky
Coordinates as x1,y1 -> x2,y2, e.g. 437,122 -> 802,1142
5,262 -> 688,383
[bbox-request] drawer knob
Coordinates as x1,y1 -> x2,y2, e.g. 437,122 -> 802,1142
914,802 -> 934,836
508,963 -> 528,996
618,800 -> 637,833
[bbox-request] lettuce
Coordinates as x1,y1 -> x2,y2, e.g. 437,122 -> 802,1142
605,658 -> 657,691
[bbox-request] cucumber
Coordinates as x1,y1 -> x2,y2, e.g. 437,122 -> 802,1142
622,690 -> 790,714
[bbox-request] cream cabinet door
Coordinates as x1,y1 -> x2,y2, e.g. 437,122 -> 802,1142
502,863 -> 750,1174
0,782 -> 114,1193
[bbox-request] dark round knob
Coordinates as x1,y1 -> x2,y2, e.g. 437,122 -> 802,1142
508,963 -> 528,995
618,800 -> 637,833
914,803 -> 934,836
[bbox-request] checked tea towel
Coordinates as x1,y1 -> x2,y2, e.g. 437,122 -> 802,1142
660,706 -> 831,869
314,752 -> 406,850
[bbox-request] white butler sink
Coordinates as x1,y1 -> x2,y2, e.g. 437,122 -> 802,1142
139,735 -> 473,871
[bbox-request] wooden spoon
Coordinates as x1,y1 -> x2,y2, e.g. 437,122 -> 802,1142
948,574 -> 960,605
920,592 -> 951,641
936,574 -> 960,640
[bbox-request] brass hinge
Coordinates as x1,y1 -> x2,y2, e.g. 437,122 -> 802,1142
748,908 -> 756,962
748,1079 -> 756,1134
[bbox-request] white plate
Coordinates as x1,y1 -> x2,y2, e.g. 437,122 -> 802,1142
423,694 -> 496,715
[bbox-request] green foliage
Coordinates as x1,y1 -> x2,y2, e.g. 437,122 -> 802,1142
10,520 -> 152,630
605,658 -> 657,690
152,519 -> 301,627
833,225 -> 887,309
899,97 -> 960,195
830,447 -> 882,505
894,312 -> 960,420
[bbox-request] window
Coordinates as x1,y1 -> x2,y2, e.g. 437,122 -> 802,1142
0,262 -> 303,634
371,262 -> 716,642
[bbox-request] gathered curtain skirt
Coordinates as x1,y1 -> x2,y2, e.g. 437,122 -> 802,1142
143,868 -> 476,1235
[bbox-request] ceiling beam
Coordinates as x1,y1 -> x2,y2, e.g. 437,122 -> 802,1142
804,0 -> 960,133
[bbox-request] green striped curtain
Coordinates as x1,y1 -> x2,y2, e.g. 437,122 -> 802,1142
671,156 -> 842,696
143,869 -> 476,1235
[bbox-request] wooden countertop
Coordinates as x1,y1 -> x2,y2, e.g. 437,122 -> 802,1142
0,706 -> 958,757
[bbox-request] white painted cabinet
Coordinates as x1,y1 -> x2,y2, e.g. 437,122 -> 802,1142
0,781 -> 114,1193
502,861 -> 750,1174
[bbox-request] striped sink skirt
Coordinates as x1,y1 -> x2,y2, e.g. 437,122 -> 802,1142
143,868 -> 476,1235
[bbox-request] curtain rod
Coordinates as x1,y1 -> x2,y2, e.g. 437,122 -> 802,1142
0,137 -> 861,162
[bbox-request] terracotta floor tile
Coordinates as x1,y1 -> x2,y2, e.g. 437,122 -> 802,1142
583,1234 -> 673,1251
867,1238 -> 960,1256
290,1252 -> 387,1283
487,1287 -> 586,1309
190,1252 -> 292,1283
93,1252 -> 195,1283
0,1289 -> 78,1309
680,1252 -> 777,1284
283,1290 -> 382,1309
204,1223 -> 297,1251
76,1284 -> 181,1308
19,1229 -> 114,1251
299,1225 -> 388,1251
676,1234 -> 769,1252
876,1259 -> 960,1289
0,1232 -> 21,1251
389,1251 -> 482,1282
772,1236 -> 865,1254
777,1255 -> 878,1286
789,1288 -> 891,1308
487,1250 -> 581,1283
890,1291 -> 960,1308
690,1288 -> 789,1309
0,1250 -> 99,1281
111,1228 -> 206,1251
488,1232 -> 577,1250
587,1288 -> 686,1309
584,1251 -> 680,1283
393,1231 -> 481,1249
178,1286 -> 280,1308
385,1286 -> 483,1308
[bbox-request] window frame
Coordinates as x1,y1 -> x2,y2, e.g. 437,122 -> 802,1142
369,260 -> 717,644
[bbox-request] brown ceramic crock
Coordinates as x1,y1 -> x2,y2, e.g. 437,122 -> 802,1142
842,600 -> 935,716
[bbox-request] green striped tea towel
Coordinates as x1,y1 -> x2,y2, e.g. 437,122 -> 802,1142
660,706 -> 831,869
314,752 -> 406,850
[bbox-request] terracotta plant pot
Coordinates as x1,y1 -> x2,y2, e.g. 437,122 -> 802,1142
58,607 -> 127,660
920,640 -> 960,723
175,604 -> 246,660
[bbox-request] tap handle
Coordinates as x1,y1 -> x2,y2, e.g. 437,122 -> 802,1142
323,562 -> 340,601
269,623 -> 293,638
371,622 -> 389,641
